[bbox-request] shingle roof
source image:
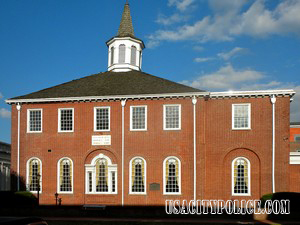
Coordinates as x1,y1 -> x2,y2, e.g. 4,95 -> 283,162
117,2 -> 135,38
10,70 -> 205,100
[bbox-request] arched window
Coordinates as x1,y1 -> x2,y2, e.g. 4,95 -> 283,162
119,44 -> 126,63
96,158 -> 108,192
85,154 -> 117,194
110,47 -> 114,66
129,157 -> 146,194
27,158 -> 42,192
163,156 -> 181,194
232,157 -> 250,195
130,46 -> 137,65
58,158 -> 73,193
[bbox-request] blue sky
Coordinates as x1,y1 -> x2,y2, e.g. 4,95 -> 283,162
0,0 -> 300,144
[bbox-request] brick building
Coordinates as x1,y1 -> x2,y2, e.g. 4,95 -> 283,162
6,2 -> 297,205
0,141 -> 11,191
289,122 -> 300,192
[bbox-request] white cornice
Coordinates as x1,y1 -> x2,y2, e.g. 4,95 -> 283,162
210,89 -> 295,98
5,89 -> 295,104
106,36 -> 145,49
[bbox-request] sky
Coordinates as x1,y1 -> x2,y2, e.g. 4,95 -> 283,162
0,0 -> 300,144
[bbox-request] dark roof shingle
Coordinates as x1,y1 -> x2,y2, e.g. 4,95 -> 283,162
10,70 -> 204,100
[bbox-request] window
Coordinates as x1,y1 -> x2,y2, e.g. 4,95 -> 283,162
131,46 -> 137,65
85,154 -> 117,194
232,157 -> 250,196
119,44 -> 125,63
58,158 -> 73,193
27,109 -> 42,132
110,47 -> 114,66
232,104 -> 251,130
130,106 -> 147,131
163,156 -> 181,195
163,105 -> 181,130
27,158 -> 42,192
129,157 -> 146,194
58,108 -> 74,132
94,107 -> 110,131
295,135 -> 300,142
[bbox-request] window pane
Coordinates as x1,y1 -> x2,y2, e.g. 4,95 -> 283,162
131,107 -> 146,130
29,110 -> 41,132
165,106 -> 180,129
132,159 -> 145,193
131,46 -> 137,65
119,45 -> 125,63
60,109 -> 73,131
110,47 -> 114,66
96,159 -> 108,192
165,159 -> 179,193
60,159 -> 72,192
88,172 -> 93,192
233,158 -> 249,194
29,159 -> 40,191
234,105 -> 249,129
112,171 -> 116,193
96,108 -> 109,131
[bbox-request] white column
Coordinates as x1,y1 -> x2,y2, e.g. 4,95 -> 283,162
192,96 -> 197,202
271,95 -> 276,193
121,99 -> 127,206
16,103 -> 22,191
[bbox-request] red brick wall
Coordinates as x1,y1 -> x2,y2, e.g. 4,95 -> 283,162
10,95 -> 292,205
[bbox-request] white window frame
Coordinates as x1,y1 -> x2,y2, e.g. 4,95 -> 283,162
58,108 -> 74,132
163,104 -> 181,130
57,157 -> 74,194
231,157 -> 251,196
129,157 -> 147,195
26,157 -> 42,194
94,107 -> 110,132
27,109 -> 43,133
85,154 -> 117,194
130,105 -> 147,131
232,103 -> 251,130
163,156 -> 181,195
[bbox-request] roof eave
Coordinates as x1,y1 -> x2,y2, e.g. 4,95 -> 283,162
5,91 -> 209,104
5,89 -> 296,104
106,36 -> 145,49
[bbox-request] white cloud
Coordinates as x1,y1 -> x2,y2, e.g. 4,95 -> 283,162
194,57 -> 215,63
168,0 -> 195,11
218,47 -> 247,60
181,64 -> 264,90
181,64 -> 300,122
156,13 -> 189,26
193,46 -> 204,51
0,108 -> 11,119
148,0 -> 300,46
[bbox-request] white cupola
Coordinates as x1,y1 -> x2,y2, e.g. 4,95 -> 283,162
106,1 -> 145,72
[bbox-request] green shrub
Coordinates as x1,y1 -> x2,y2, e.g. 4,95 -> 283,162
260,193 -> 273,207
15,191 -> 37,199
